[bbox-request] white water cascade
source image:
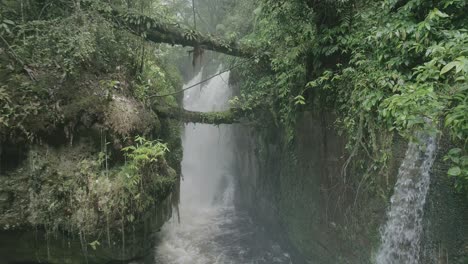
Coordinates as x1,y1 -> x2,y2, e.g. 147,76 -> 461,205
376,135 -> 437,264
145,67 -> 291,264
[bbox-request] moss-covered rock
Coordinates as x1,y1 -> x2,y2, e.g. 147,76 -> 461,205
0,133 -> 177,263
0,74 -> 182,263
0,3 -> 186,262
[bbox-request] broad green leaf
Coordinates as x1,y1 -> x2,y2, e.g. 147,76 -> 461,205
448,148 -> 462,155
433,9 -> 449,18
448,166 -> 461,176
3,19 -> 14,25
440,61 -> 458,75
461,156 -> 468,166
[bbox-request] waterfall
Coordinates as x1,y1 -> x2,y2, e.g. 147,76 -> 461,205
150,67 -> 291,264
376,134 -> 437,264
177,67 -> 235,209
152,67 -> 236,263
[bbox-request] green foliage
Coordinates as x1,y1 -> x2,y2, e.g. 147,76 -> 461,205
0,0 -> 182,247
25,135 -> 174,239
122,136 -> 169,169
228,1 -> 317,142
444,148 -> 468,193
0,87 -> 12,128
134,59 -> 181,106
232,0 -> 467,191
327,0 -> 468,189
117,136 -> 174,216
0,18 -> 15,35
0,0 -> 184,140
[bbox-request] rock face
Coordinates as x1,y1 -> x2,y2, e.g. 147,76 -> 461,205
0,196 -> 172,264
421,136 -> 468,264
233,111 -> 468,263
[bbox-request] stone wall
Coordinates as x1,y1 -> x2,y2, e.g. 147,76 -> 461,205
422,136 -> 468,264
233,111 -> 468,263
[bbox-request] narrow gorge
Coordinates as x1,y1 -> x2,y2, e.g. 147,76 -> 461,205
0,0 -> 467,263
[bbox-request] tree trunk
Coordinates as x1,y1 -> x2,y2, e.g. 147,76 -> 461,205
95,7 -> 254,57
155,106 -> 244,124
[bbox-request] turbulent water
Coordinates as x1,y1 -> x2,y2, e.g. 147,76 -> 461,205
376,135 -> 437,264
134,68 -> 291,264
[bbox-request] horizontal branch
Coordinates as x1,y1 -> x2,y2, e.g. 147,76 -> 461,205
155,106 -> 244,125
94,4 -> 254,57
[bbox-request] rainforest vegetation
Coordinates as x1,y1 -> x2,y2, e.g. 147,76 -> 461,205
0,0 -> 467,262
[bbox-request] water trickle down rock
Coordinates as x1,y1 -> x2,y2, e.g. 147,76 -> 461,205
376,135 -> 437,264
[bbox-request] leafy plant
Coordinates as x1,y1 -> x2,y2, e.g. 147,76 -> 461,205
231,0 -> 467,192
122,136 -> 169,169
444,148 -> 468,193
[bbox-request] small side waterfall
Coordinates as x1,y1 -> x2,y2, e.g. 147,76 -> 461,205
376,135 -> 437,264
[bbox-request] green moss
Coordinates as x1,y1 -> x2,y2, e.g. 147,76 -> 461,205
0,133 -> 177,260
159,118 -> 182,173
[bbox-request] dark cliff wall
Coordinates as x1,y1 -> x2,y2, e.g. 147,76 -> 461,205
422,136 -> 468,264
233,111 -> 468,263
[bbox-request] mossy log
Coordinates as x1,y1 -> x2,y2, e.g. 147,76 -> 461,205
96,6 -> 253,57
156,106 -> 244,125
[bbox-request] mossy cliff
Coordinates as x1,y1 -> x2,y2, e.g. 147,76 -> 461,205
0,89 -> 182,263
233,110 -> 468,263
0,25 -> 183,264
0,1 -> 187,261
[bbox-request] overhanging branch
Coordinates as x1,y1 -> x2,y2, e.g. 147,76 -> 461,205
155,106 -> 244,124
94,5 -> 254,57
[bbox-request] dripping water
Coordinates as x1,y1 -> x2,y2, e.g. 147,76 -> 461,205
376,134 -> 437,264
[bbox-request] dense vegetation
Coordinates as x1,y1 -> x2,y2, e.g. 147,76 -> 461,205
0,0 -> 184,256
0,0 -> 466,262
225,0 -> 467,193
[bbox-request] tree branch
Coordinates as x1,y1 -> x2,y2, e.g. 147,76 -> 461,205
155,106 -> 245,124
95,6 -> 254,57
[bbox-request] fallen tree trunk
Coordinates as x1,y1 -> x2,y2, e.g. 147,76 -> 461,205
93,4 -> 254,57
155,106 -> 244,124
